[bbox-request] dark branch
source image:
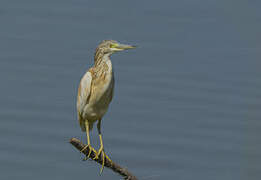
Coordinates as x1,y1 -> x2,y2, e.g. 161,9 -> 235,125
70,138 -> 138,180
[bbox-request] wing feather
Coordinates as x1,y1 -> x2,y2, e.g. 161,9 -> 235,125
77,71 -> 92,131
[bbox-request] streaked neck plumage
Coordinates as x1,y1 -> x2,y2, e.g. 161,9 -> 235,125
94,47 -> 113,67
92,50 -> 113,80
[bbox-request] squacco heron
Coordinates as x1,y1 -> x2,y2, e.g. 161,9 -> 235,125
77,40 -> 136,173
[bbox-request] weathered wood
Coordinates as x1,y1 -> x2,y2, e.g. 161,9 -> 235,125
70,138 -> 138,180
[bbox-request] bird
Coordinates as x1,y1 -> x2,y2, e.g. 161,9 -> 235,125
77,40 -> 136,173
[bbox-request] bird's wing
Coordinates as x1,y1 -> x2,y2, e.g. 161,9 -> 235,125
77,70 -> 92,131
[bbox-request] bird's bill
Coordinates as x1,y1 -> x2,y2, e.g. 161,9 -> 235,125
117,43 -> 136,50
111,43 -> 137,51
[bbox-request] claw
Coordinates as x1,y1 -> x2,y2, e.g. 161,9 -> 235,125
94,147 -> 112,174
80,144 -> 96,160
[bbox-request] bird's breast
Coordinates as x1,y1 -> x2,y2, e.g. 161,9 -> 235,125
85,61 -> 114,119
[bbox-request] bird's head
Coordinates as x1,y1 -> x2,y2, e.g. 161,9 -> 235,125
95,40 -> 136,56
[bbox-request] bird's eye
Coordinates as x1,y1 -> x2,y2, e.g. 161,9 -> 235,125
110,44 -> 117,48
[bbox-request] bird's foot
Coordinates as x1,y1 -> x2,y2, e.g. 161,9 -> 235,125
80,144 -> 96,161
94,147 -> 112,174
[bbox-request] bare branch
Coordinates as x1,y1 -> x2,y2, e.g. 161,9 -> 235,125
70,138 -> 138,180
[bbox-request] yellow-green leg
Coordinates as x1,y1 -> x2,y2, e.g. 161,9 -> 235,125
94,119 -> 112,174
81,120 -> 96,160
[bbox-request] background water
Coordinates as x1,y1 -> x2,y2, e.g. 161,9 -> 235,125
0,1 -> 261,180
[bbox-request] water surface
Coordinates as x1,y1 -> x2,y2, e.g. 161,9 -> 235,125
0,1 -> 261,180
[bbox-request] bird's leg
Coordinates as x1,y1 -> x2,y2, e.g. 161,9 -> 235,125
81,120 -> 96,160
94,119 -> 112,174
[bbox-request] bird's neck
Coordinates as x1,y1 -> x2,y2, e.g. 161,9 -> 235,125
94,53 -> 111,66
94,47 -> 113,66
92,53 -> 113,78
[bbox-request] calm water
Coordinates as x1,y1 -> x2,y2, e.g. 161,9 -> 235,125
1,1 -> 261,180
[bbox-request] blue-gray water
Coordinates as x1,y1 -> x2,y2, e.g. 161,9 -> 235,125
1,1 -> 261,180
